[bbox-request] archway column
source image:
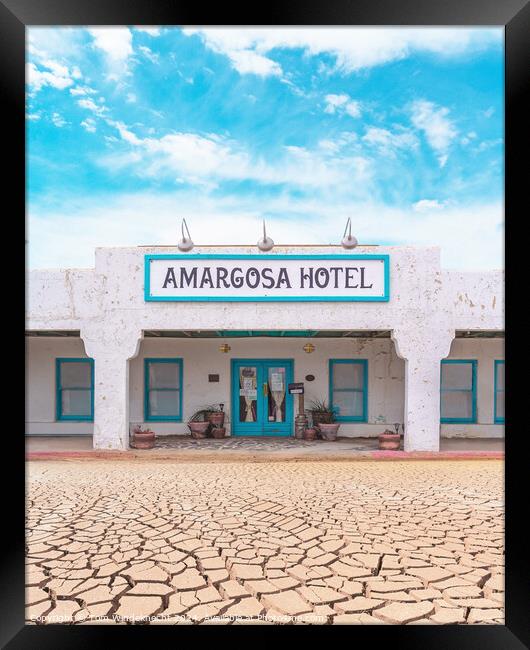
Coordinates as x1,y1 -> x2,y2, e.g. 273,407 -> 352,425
81,325 -> 142,450
392,324 -> 454,452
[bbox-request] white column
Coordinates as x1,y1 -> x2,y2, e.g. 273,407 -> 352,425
393,325 -> 454,452
82,327 -> 141,450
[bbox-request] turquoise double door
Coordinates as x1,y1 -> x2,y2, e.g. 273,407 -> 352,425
231,359 -> 294,436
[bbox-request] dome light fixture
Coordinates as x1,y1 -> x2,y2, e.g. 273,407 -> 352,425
303,343 -> 315,354
219,344 -> 231,353
341,217 -> 358,249
177,218 -> 194,252
257,220 -> 274,252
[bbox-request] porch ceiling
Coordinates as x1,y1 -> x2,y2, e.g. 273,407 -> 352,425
143,330 -> 392,338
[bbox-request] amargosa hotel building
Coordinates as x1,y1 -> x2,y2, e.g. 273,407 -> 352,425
25,244 -> 504,451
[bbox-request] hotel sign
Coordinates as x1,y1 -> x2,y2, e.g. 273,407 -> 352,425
144,254 -> 389,302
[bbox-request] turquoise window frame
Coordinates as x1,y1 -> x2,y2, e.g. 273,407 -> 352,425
55,358 -> 94,422
329,359 -> 368,423
144,358 -> 183,422
440,360 -> 477,424
494,360 -> 505,424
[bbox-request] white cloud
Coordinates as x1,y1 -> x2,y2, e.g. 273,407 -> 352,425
138,45 -> 159,64
411,100 -> 457,166
183,27 -> 501,76
26,61 -> 74,93
126,93 -> 137,103
324,94 -> 361,118
81,117 -> 96,133
134,27 -> 161,36
483,106 -> 495,118
51,112 -> 67,127
27,192 -> 503,272
100,122 -> 372,193
77,98 -> 108,117
70,86 -> 97,96
88,27 -> 133,76
362,126 -> 418,157
413,199 -> 446,212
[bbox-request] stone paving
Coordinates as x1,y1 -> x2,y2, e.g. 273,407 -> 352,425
26,459 -> 504,625
152,436 -> 379,451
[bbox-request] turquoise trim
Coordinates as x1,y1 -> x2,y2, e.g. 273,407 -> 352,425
217,330 -> 318,338
494,360 -> 505,424
440,359 -> 477,424
144,254 -> 390,302
55,358 -> 94,422
144,358 -> 183,422
328,359 -> 368,422
231,359 -> 294,436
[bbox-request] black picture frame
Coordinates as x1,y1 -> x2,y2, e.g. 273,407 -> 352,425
5,0 -> 528,646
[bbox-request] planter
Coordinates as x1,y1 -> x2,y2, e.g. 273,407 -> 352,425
131,430 -> 155,449
303,427 -> 317,441
208,412 -> 225,428
211,427 -> 226,439
378,432 -> 401,450
188,421 -> 210,438
318,423 -> 340,441
311,412 -> 334,428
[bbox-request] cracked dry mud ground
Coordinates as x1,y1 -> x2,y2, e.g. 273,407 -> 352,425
26,460 -> 504,625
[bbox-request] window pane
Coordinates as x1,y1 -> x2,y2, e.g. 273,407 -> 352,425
268,367 -> 286,423
441,391 -> 472,419
239,366 -> 257,423
149,390 -> 180,417
61,389 -> 91,416
333,363 -> 364,389
149,363 -> 180,389
496,392 -> 504,420
332,391 -> 363,417
60,361 -> 91,388
442,363 -> 473,390
496,363 -> 504,391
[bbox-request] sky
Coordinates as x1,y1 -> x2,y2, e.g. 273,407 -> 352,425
26,27 -> 504,270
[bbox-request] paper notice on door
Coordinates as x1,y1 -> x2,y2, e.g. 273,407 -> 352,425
240,389 -> 257,399
243,378 -> 254,390
270,373 -> 284,391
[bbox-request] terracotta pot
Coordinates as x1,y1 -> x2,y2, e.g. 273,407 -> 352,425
189,421 -> 210,438
208,412 -> 225,428
312,412 -> 334,428
318,423 -> 340,441
378,433 -> 401,450
303,427 -> 317,441
211,427 -> 226,439
131,430 -> 155,449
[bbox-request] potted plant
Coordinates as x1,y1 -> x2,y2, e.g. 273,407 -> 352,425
303,427 -> 317,441
205,403 -> 226,428
131,425 -> 155,449
309,400 -> 340,441
211,424 -> 226,439
188,408 -> 211,438
378,422 -> 402,450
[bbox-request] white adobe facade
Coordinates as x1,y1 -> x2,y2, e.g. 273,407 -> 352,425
25,245 -> 504,451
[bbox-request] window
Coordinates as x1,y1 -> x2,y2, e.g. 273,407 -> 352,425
494,360 -> 504,423
144,358 -> 183,421
440,360 -> 477,423
56,358 -> 94,421
329,359 -> 367,422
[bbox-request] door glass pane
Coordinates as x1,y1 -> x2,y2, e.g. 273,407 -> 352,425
441,391 -> 472,419
332,390 -> 363,417
496,363 -> 504,390
442,363 -> 472,390
268,366 -> 286,423
61,361 -> 91,388
239,366 -> 258,423
61,389 -> 91,416
149,363 -> 180,389
333,363 -> 364,389
149,390 -> 180,417
496,392 -> 504,419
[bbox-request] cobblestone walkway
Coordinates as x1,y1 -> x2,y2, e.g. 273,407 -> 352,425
26,460 -> 504,625
153,436 -> 379,451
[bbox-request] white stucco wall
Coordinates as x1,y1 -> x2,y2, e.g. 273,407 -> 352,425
25,245 -> 504,450
25,337 -> 93,435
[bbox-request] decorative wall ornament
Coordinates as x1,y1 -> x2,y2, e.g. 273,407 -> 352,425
303,343 -> 315,353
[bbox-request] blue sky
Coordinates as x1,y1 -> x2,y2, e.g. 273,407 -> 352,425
26,27 -> 503,270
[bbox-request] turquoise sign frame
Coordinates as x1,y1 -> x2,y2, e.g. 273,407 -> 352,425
144,254 -> 390,302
